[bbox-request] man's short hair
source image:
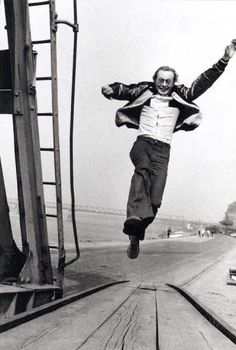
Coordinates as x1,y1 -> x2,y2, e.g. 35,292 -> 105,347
153,66 -> 178,83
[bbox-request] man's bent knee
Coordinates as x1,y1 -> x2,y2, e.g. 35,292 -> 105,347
134,163 -> 150,174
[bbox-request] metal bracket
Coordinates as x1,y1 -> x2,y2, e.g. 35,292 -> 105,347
56,19 -> 79,32
14,90 -> 23,115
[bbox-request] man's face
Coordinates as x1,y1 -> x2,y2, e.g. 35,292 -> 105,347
154,70 -> 175,96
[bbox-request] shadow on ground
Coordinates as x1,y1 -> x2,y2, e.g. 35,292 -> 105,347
62,269 -> 119,296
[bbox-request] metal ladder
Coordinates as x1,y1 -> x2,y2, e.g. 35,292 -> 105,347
28,0 -> 65,288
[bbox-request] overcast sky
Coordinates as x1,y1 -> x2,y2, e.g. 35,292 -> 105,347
1,0 -> 236,222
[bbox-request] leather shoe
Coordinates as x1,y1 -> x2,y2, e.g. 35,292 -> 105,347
127,235 -> 140,259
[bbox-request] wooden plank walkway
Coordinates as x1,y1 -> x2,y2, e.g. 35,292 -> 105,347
0,282 -> 235,349
157,288 -> 235,350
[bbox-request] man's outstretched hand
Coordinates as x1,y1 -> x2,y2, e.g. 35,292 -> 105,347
222,40 -> 236,61
101,85 -> 113,99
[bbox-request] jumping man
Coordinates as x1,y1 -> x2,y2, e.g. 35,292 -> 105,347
102,40 -> 236,259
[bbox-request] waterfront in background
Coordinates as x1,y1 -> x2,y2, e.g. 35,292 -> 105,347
8,200 -> 213,248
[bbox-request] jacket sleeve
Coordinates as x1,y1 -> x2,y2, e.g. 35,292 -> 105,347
176,59 -> 229,102
105,81 -> 151,101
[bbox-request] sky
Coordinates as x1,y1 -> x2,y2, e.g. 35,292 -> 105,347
1,0 -> 236,223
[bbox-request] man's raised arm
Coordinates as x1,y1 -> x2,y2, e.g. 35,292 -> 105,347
176,40 -> 236,102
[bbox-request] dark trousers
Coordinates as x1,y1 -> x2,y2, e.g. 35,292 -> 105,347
126,136 -> 170,238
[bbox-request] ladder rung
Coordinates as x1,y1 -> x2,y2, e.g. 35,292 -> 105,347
40,147 -> 54,152
36,76 -> 52,81
43,181 -> 56,185
29,1 -> 50,6
46,214 -> 58,218
32,39 -> 51,45
49,245 -> 59,249
38,113 -> 53,116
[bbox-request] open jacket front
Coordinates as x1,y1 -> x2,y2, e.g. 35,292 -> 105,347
105,58 -> 228,133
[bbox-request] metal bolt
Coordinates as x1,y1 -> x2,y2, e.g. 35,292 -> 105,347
29,85 -> 36,94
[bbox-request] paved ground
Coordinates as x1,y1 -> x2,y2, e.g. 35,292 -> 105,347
63,235 -> 235,289
183,243 -> 236,330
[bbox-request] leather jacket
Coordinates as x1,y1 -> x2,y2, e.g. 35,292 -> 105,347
103,58 -> 228,132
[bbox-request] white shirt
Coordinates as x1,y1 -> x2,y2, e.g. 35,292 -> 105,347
138,94 -> 180,144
